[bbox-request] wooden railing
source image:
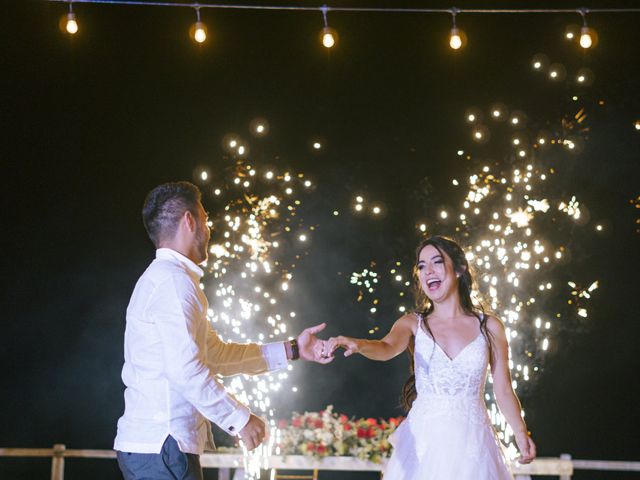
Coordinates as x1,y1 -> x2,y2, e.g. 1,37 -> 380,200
1,445 -> 639,479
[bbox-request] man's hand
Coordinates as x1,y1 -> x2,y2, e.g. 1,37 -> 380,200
515,431 -> 537,464
238,414 -> 266,451
297,323 -> 334,364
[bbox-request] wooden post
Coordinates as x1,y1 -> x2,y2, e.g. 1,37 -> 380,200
560,453 -> 572,480
50,444 -> 66,480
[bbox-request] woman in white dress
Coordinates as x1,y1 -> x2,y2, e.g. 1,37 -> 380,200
328,236 -> 536,479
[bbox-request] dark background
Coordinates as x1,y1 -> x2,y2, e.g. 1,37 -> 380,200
1,1 -> 639,479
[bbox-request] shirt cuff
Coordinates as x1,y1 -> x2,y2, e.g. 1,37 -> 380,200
260,342 -> 289,371
220,403 -> 251,436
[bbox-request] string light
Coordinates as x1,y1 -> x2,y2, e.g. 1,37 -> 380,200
319,5 -> 337,49
190,7 -> 207,43
51,1 -> 639,55
448,8 -> 466,50
63,1 -> 78,34
578,9 -> 596,49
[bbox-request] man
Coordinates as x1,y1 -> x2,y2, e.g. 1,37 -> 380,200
114,181 -> 333,479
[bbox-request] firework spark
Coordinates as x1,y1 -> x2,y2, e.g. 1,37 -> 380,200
199,125 -> 317,476
345,54 -> 600,459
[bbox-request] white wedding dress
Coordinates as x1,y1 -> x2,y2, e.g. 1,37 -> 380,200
384,314 -> 512,479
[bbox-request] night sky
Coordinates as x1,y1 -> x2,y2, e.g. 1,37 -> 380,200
2,1 -> 639,479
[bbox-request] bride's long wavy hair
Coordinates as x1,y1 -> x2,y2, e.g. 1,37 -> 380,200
400,235 -> 494,411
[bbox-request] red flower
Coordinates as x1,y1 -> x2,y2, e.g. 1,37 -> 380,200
339,414 -> 349,424
343,423 -> 352,431
314,419 -> 324,429
357,427 -> 369,438
388,417 -> 400,427
292,417 -> 302,427
306,442 -> 316,453
278,419 -> 288,429
316,444 -> 327,454
366,418 -> 378,426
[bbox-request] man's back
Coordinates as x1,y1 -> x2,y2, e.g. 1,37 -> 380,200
114,248 -> 217,455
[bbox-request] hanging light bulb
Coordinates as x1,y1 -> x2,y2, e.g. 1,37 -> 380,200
450,28 -> 462,49
448,9 -> 466,50
321,27 -> 336,48
190,8 -> 207,44
319,5 -> 338,48
194,23 -> 207,43
61,2 -> 78,35
579,26 -> 592,48
66,13 -> 78,34
578,9 -> 596,49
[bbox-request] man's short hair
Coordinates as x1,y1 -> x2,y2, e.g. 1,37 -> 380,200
142,181 -> 202,247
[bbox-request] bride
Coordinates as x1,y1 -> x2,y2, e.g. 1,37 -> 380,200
328,236 -> 536,479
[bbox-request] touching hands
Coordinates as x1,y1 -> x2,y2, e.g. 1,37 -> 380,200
296,323 -> 334,364
515,431 -> 537,464
238,414 -> 267,451
327,336 -> 361,357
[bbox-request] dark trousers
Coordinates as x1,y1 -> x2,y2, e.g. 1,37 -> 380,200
116,435 -> 203,480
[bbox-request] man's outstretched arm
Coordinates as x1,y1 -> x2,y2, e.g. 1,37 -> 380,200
206,322 -> 334,376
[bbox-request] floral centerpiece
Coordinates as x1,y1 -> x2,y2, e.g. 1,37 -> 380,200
275,405 -> 403,463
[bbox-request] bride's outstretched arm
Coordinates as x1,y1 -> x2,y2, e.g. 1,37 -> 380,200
488,316 -> 537,464
327,313 -> 416,361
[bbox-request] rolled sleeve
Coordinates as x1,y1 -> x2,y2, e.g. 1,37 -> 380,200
206,326 -> 269,376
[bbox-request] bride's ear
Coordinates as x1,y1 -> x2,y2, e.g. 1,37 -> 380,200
455,266 -> 467,278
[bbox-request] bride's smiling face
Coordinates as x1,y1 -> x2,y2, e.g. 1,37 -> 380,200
417,244 -> 459,302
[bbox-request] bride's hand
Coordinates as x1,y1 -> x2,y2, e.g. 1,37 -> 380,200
515,431 -> 536,464
327,336 -> 361,357
296,323 -> 334,364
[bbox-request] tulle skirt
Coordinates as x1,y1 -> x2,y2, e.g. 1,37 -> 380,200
384,397 -> 512,480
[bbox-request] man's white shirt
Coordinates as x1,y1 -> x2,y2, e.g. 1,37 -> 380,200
114,248 -> 288,455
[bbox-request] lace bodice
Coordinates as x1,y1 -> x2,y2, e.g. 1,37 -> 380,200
414,313 -> 489,400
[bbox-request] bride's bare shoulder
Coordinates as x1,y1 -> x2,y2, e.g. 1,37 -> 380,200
395,312 -> 420,335
484,314 -> 506,337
